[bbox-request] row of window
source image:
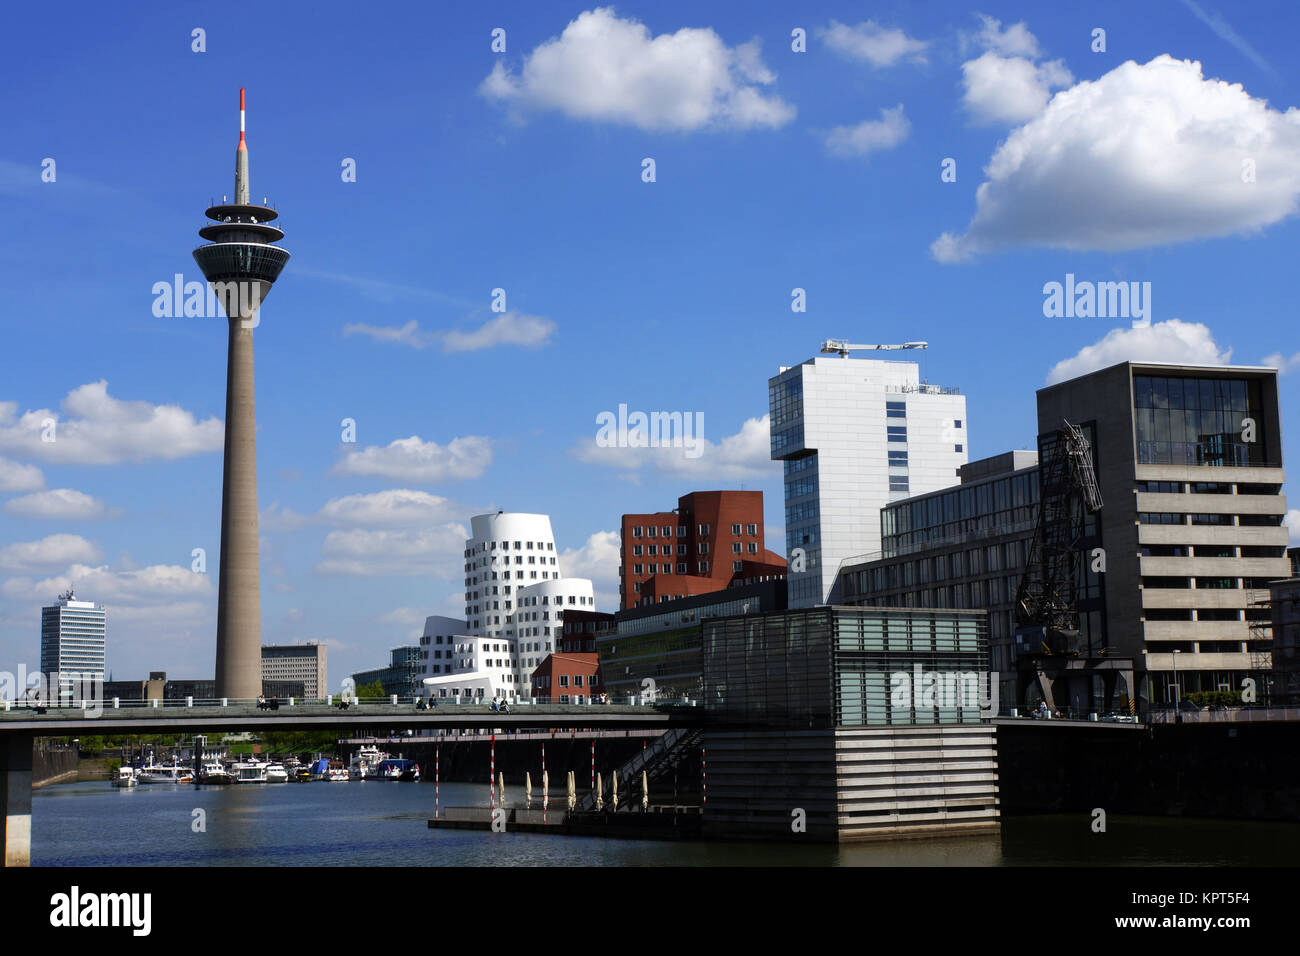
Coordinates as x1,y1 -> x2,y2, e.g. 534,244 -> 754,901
1141,544 -> 1284,558
1137,481 -> 1280,495
1142,576 -> 1277,590
1138,513 -> 1284,526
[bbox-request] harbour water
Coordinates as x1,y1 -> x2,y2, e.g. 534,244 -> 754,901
32,780 -> 1300,866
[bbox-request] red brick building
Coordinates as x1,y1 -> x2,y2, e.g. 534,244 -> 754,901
619,490 -> 786,610
530,653 -> 603,703
530,609 -> 614,702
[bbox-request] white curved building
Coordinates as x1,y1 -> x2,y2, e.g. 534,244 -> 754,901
419,512 -> 598,701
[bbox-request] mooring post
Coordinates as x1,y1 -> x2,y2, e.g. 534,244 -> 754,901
2,733 -> 34,867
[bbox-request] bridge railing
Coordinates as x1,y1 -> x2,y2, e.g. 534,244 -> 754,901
0,694 -> 693,717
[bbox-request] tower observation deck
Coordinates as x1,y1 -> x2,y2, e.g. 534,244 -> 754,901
193,89 -> 290,700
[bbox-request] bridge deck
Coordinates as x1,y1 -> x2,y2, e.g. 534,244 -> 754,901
0,702 -> 683,734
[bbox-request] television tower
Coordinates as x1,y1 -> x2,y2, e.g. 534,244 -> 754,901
193,89 -> 290,699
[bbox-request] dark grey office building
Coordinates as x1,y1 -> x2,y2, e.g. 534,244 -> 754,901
842,361 -> 1288,713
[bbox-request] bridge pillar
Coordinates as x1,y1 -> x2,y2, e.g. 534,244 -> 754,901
1,734 -> 33,867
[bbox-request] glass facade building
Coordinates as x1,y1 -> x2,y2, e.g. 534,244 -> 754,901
702,607 -> 989,728
1133,374 -> 1271,467
39,594 -> 106,702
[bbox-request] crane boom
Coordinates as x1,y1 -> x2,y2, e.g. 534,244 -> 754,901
820,339 -> 928,357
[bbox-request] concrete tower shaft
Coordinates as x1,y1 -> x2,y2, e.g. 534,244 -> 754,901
192,89 -> 290,700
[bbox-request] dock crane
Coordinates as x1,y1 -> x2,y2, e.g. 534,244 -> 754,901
820,340 -> 928,357
1012,420 -> 1133,715
1014,420 -> 1102,658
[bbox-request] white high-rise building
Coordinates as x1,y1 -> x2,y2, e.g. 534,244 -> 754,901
40,589 -> 106,701
420,513 -> 598,701
770,353 -> 968,607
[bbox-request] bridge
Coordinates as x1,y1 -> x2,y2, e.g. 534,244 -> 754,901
0,699 -> 692,867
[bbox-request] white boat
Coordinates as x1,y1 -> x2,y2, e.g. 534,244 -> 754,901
265,763 -> 289,783
326,761 -> 349,782
231,760 -> 269,784
349,745 -> 387,780
137,762 -> 194,785
112,766 -> 138,788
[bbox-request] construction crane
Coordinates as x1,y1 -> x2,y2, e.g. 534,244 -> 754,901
820,340 -> 928,357
1014,420 -> 1103,663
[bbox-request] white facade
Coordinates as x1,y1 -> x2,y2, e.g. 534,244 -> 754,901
770,355 -> 968,608
420,514 -> 598,700
40,591 -> 106,701
463,512 -> 561,638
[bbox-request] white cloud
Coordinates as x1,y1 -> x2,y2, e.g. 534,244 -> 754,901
0,563 -> 213,604
342,319 -> 435,348
1262,351 -> 1300,374
3,488 -> 119,520
316,526 -> 465,577
1285,509 -> 1300,544
0,456 -> 43,493
0,535 -> 103,571
823,104 -> 911,157
332,435 -> 492,483
935,56 -> 1300,262
0,381 -> 223,465
573,414 -> 777,480
343,311 -> 556,352
971,14 -> 1041,57
1045,320 -> 1232,385
560,530 -> 621,608
263,490 -> 473,532
317,489 -> 464,527
480,7 -> 794,131
961,50 -> 1073,125
820,20 -> 929,67
442,313 -> 556,352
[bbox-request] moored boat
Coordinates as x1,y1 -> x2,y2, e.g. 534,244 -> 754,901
112,766 -> 138,788
231,760 -> 269,784
376,758 -> 420,781
349,744 -> 387,780
265,762 -> 289,783
137,762 -> 194,785
198,760 -> 232,785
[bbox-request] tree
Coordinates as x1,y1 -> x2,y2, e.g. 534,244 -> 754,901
354,680 -> 386,701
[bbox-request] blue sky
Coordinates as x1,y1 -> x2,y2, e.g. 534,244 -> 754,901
1,0 -> 1298,689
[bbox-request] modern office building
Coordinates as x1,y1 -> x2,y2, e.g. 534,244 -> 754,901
352,646 -> 422,699
194,90 -> 292,700
700,605 -> 997,842
422,512 -> 599,701
841,451 -> 1043,707
463,512 -> 564,637
1038,361 -> 1287,705
842,361 -> 1288,712
39,590 -> 106,702
770,351 -> 968,608
619,491 -> 785,610
597,578 -> 787,701
261,643 -> 327,699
